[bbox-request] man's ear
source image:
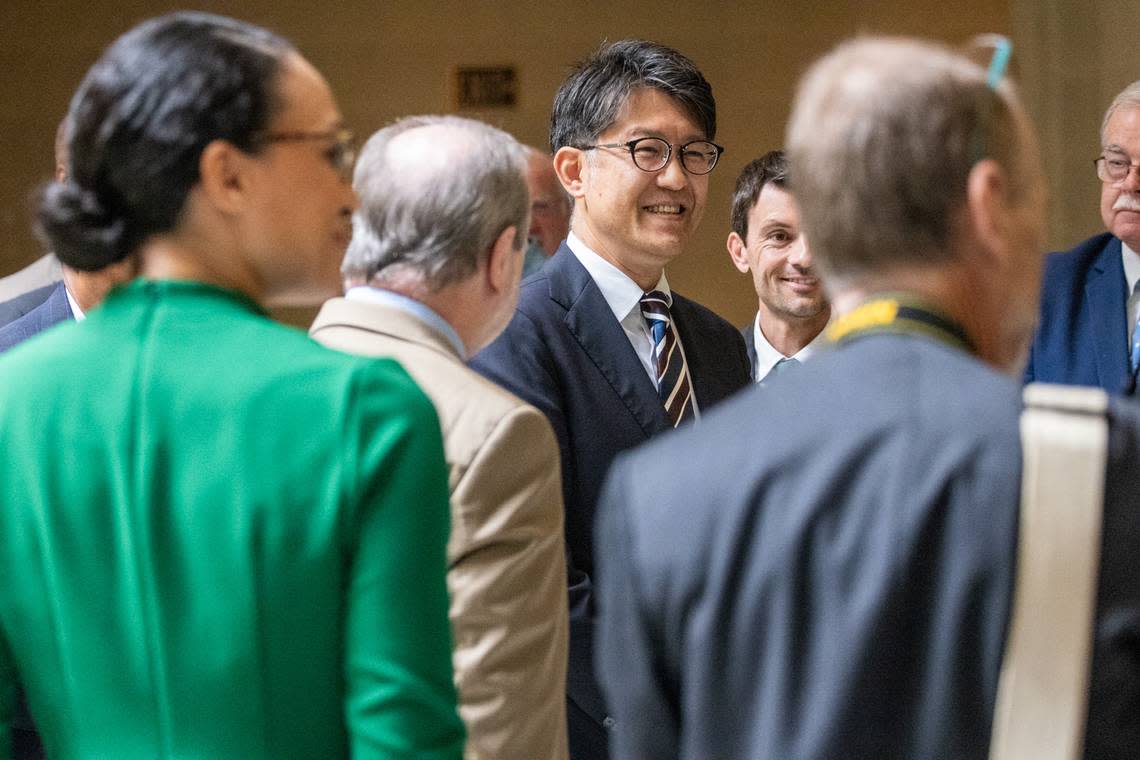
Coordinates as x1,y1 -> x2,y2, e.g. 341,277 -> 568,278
964,158 -> 1013,263
726,231 -> 751,274
554,146 -> 587,199
197,139 -> 252,215
486,225 -> 521,293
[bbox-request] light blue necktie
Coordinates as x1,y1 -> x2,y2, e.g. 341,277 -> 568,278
1131,285 -> 1140,375
760,356 -> 800,385
771,356 -> 800,375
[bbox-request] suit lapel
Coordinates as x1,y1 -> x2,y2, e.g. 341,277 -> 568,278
41,282 -> 72,329
742,318 -> 758,382
1085,236 -> 1129,389
671,295 -> 727,406
546,246 -> 670,437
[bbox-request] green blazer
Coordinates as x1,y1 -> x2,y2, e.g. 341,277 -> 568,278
0,280 -> 464,759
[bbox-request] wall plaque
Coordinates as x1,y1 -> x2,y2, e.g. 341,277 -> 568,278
454,66 -> 517,109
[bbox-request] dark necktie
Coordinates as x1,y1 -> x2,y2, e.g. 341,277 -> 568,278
640,290 -> 693,426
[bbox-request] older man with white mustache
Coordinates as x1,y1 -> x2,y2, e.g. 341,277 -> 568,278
1026,80 -> 1140,394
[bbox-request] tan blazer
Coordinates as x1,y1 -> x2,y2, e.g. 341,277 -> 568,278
311,297 -> 569,760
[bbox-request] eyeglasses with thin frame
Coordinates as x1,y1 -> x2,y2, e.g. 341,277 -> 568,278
580,137 -> 725,175
1094,154 -> 1140,184
255,128 -> 356,182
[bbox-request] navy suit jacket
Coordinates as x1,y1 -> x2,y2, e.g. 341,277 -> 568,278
0,282 -> 73,354
471,243 -> 751,759
0,284 -> 58,329
741,319 -> 758,381
1025,233 -> 1132,393
0,281 -> 71,759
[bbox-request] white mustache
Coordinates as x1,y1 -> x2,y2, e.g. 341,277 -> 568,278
1113,194 -> 1140,212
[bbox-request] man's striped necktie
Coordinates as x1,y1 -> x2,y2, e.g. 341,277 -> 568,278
639,290 -> 693,426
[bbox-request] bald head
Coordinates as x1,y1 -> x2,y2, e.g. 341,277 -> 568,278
787,36 -> 1046,372
787,36 -> 1036,283
525,146 -> 571,255
342,115 -> 528,291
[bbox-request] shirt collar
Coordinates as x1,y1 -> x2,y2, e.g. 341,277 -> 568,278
752,311 -> 827,381
566,231 -> 670,321
65,285 -> 86,322
1123,241 -> 1140,296
344,286 -> 466,358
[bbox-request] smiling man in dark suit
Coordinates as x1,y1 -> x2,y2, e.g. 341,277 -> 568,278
1026,80 -> 1140,393
471,39 -> 751,760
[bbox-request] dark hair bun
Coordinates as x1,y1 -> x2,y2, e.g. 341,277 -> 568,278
35,180 -> 132,272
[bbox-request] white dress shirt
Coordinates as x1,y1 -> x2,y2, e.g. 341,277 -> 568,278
65,285 -> 86,322
1123,242 -> 1140,343
752,312 -> 828,383
566,231 -> 699,415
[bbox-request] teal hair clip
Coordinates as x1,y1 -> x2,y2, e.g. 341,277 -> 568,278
970,33 -> 1013,89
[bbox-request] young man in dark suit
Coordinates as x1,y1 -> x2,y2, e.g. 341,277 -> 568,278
470,39 -> 751,760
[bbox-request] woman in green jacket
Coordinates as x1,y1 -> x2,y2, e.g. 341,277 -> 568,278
0,12 -> 463,759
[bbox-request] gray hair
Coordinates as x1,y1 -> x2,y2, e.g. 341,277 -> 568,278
342,115 -> 528,291
549,39 -> 716,153
786,37 -> 1026,282
1102,80 -> 1140,145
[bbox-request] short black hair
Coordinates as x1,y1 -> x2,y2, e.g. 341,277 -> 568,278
549,39 -> 716,153
37,12 -> 292,271
729,150 -> 788,238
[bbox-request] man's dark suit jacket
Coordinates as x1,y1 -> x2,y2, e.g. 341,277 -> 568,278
0,284 -> 58,330
470,243 -> 751,759
0,281 -> 73,354
741,318 -> 758,381
597,331 -> 1140,760
0,281 -> 71,758
1025,232 -> 1132,393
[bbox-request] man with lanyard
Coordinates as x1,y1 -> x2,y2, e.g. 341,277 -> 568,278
594,36 -> 1140,759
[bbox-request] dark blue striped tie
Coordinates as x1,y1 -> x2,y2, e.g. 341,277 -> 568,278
640,290 -> 693,426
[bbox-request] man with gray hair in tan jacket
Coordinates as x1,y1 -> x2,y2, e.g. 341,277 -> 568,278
311,114 -> 568,760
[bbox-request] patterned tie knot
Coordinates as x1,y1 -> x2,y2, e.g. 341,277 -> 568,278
639,290 -> 672,316
639,290 -> 692,426
640,290 -> 672,342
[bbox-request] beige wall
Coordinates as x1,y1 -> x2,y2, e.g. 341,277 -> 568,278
1014,0 -> 1140,252
2,0 -> 1008,326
